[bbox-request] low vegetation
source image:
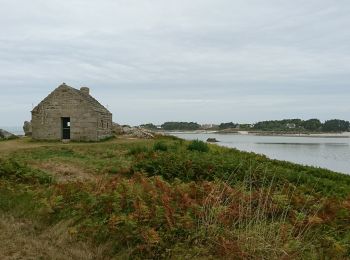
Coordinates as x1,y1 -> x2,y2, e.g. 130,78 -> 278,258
253,119 -> 350,132
161,122 -> 201,131
187,139 -> 209,152
0,136 -> 350,259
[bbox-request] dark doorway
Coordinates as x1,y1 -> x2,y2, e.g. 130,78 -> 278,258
62,117 -> 71,140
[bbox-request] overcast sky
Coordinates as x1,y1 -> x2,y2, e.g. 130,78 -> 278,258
0,0 -> 349,126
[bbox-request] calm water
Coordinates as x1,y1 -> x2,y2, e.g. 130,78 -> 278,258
169,132 -> 350,175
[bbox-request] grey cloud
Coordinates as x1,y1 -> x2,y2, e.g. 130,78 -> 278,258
0,0 -> 349,126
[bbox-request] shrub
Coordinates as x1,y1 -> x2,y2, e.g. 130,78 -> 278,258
7,135 -> 19,140
187,140 -> 209,152
0,159 -> 52,184
128,145 -> 149,155
99,135 -> 116,142
153,141 -> 168,152
0,135 -> 18,141
158,135 -> 182,141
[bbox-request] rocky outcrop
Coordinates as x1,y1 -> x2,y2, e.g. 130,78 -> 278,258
128,128 -> 155,139
23,121 -> 32,136
112,123 -> 124,135
207,138 -> 219,143
0,129 -> 17,140
112,123 -> 155,139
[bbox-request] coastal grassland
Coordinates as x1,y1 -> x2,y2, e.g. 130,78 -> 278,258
0,137 -> 350,259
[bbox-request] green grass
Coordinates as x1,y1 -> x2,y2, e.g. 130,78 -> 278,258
0,182 -> 43,218
153,141 -> 168,152
0,136 -> 350,259
0,158 -> 53,184
187,139 -> 209,152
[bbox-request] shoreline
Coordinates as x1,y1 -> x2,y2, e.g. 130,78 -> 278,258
162,130 -> 350,138
164,130 -> 350,175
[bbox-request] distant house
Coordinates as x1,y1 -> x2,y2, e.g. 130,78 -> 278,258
31,83 -> 112,141
286,123 -> 296,129
201,124 -> 215,129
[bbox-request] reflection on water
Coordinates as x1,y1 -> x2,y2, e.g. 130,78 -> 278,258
169,133 -> 350,175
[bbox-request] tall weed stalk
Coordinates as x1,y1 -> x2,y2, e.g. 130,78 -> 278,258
198,164 -> 324,259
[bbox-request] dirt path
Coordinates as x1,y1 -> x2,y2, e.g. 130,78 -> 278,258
0,137 -> 143,156
0,138 -> 57,156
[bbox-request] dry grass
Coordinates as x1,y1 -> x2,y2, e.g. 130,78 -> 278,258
0,137 -> 143,259
0,138 -> 51,156
0,136 -> 144,156
30,161 -> 95,183
0,215 -> 109,260
198,173 -> 322,259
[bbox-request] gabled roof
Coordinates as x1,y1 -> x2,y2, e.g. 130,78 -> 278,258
32,83 -> 111,114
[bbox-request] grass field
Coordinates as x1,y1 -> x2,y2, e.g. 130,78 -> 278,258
1,136 -> 350,259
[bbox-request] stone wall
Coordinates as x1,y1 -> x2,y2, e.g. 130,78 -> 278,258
23,121 -> 32,136
32,86 -> 112,141
97,113 -> 113,140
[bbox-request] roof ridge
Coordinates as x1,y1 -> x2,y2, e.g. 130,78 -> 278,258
32,83 -> 111,114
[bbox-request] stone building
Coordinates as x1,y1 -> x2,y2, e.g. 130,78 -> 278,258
31,83 -> 112,141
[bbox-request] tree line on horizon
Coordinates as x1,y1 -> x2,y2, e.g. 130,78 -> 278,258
252,119 -> 350,132
140,119 -> 350,132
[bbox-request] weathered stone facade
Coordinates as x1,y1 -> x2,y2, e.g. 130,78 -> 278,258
23,121 -> 32,136
31,83 -> 112,141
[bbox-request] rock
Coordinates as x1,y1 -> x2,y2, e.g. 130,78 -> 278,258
122,126 -> 134,134
23,121 -> 32,136
112,123 -> 155,139
112,123 -> 124,135
132,128 -> 155,139
0,129 -> 17,140
207,138 -> 219,143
